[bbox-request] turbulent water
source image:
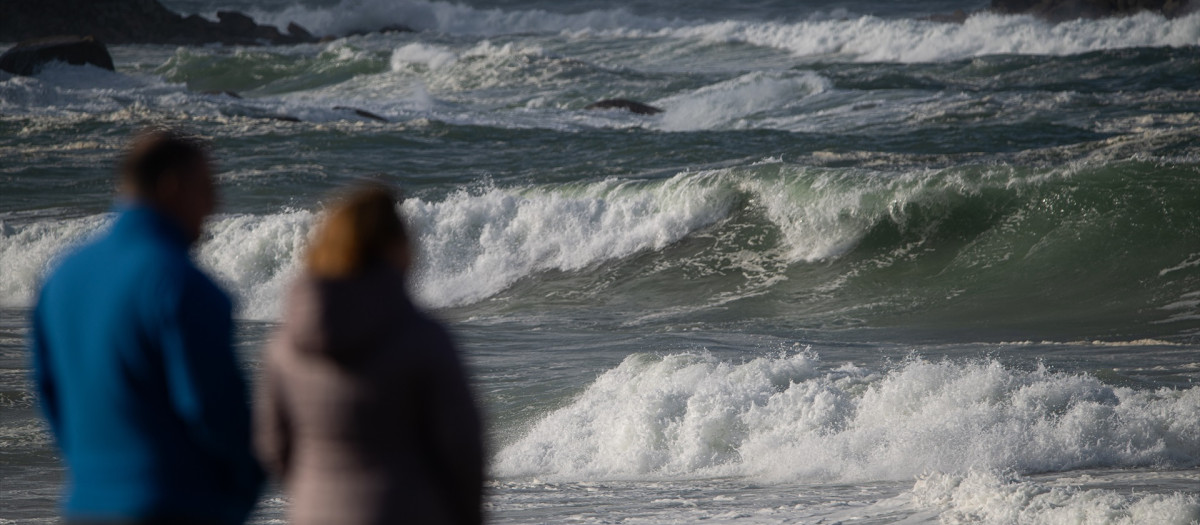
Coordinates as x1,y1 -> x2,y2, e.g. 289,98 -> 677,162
3,0 -> 1200,523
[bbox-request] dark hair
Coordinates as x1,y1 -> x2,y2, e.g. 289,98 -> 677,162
307,183 -> 408,278
120,127 -> 211,195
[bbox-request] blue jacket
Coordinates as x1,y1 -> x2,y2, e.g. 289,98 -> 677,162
30,205 -> 263,524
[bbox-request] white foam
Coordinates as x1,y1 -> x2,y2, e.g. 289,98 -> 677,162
496,351 -> 1200,481
734,164 -> 1002,263
1161,253 -> 1200,277
620,11 -> 1200,63
654,71 -> 831,132
737,170 -> 874,263
197,210 -> 316,320
402,174 -> 737,308
912,470 -> 1200,525
390,40 -> 552,94
0,211 -> 313,320
0,214 -> 114,307
390,42 -> 460,71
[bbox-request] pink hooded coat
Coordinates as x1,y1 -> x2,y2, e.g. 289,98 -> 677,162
256,268 -> 484,525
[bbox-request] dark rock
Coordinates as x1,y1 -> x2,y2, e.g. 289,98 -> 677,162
217,11 -> 258,35
0,36 -> 115,76
180,14 -> 213,35
584,99 -> 664,115
334,106 -> 389,122
286,22 -> 316,42
0,0 -> 323,46
253,25 -> 285,42
990,0 -> 1191,21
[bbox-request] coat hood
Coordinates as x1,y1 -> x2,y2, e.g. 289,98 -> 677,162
283,267 -> 414,366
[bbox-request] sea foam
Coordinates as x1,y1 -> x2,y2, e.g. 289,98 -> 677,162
197,210 -> 315,319
402,175 -> 736,308
655,71 -> 831,132
911,470 -> 1200,525
634,11 -> 1200,62
495,351 -> 1200,481
0,212 -> 312,320
0,215 -> 114,308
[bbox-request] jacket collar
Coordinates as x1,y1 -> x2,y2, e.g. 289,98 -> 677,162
111,202 -> 193,251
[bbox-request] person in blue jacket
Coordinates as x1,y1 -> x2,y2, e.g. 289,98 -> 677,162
29,128 -> 263,525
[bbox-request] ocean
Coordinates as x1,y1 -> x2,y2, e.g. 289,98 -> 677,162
2,0 -> 1200,522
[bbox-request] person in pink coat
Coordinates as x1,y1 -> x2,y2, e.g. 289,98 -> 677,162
256,184 -> 484,525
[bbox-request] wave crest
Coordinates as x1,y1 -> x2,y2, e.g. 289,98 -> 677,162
404,175 -> 736,308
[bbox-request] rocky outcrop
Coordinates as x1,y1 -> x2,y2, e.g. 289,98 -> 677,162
990,0 -> 1191,21
0,36 -> 115,75
287,22 -> 316,42
585,99 -> 664,115
0,0 -> 319,45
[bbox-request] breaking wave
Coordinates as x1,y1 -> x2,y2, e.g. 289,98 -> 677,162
3,160 -> 1199,329
495,351 -> 1200,480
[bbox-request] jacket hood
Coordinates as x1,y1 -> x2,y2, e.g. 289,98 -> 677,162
284,267 -> 414,365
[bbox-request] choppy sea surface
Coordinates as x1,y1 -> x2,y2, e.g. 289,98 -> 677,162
3,0 -> 1200,523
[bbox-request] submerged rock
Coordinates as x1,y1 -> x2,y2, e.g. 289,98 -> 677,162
584,99 -> 664,115
990,0 -> 1191,21
0,36 -> 115,76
